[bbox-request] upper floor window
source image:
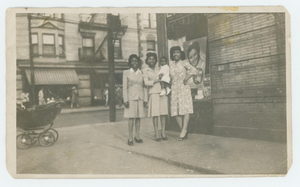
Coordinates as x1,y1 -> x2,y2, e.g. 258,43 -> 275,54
114,39 -> 122,59
142,13 -> 151,28
82,37 -> 94,57
31,34 -> 38,55
58,35 -> 65,56
35,13 -> 63,20
42,34 -> 55,55
147,40 -> 156,52
142,13 -> 156,29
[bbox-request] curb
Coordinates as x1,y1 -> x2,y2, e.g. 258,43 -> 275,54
105,144 -> 224,175
61,107 -> 124,114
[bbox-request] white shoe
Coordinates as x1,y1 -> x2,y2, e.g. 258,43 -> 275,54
166,88 -> 171,95
160,89 -> 166,96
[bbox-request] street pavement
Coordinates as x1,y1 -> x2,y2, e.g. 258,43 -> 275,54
16,107 -> 288,176
55,110 -> 125,128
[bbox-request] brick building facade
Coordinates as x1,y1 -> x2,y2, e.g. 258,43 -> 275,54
157,13 -> 286,142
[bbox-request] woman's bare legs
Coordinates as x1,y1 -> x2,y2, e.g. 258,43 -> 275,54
175,116 -> 183,129
134,118 -> 141,139
160,115 -> 167,138
153,116 -> 160,140
128,118 -> 134,141
179,114 -> 189,137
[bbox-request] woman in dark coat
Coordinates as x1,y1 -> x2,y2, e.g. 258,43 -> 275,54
71,87 -> 79,109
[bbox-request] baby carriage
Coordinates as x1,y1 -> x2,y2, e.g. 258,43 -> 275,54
16,101 -> 65,149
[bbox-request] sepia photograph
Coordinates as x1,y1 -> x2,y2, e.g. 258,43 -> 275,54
6,7 -> 291,178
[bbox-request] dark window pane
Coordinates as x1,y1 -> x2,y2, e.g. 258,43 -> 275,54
147,41 -> 155,51
114,40 -> 122,58
33,44 -> 38,54
83,47 -> 94,57
43,45 -> 55,54
59,46 -> 64,55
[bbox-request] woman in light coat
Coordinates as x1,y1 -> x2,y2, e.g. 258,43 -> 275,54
143,52 -> 169,141
123,54 -> 148,146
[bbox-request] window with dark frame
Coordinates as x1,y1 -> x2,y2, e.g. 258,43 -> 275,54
42,34 -> 55,55
143,13 -> 151,28
114,39 -> 122,59
147,40 -> 156,52
31,34 -> 38,55
152,14 -> 157,29
82,37 -> 94,58
58,35 -> 65,56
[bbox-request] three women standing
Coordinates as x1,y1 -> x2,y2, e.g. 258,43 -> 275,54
123,47 -> 197,145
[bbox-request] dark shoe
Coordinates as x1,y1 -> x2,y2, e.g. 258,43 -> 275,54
176,132 -> 188,141
161,134 -> 168,140
154,134 -> 161,142
127,140 -> 133,146
134,137 -> 143,143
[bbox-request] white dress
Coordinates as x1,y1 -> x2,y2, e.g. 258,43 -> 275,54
158,65 -> 170,83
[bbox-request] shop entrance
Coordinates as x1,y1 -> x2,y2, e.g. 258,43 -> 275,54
90,71 -> 123,106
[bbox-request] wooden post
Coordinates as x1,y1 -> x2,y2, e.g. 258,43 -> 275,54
156,14 -> 169,63
27,14 -> 36,106
107,14 -> 116,122
156,13 -> 172,129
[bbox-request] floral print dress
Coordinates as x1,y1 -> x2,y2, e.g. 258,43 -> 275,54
169,60 -> 197,116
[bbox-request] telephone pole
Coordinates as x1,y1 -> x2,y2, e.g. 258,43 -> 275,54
107,14 -> 117,122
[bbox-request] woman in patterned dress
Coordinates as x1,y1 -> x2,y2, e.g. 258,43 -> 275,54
123,54 -> 148,146
169,46 -> 197,141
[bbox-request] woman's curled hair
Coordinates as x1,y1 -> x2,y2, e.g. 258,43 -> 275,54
128,54 -> 142,69
145,52 -> 158,65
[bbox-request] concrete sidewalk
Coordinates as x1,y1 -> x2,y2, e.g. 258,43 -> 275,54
61,105 -> 124,114
16,118 -> 287,176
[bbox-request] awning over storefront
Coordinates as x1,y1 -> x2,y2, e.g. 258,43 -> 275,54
25,69 -> 80,85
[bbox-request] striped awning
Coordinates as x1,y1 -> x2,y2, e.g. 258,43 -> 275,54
25,69 -> 80,85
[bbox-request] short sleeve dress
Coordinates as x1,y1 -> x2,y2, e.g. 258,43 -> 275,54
169,60 -> 197,116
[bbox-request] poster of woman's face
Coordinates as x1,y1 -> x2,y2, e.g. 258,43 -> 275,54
183,36 -> 208,90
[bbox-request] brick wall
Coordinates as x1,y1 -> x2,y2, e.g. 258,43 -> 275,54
207,13 -> 286,142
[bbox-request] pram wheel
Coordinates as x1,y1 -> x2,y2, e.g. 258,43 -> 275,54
17,134 -> 32,149
38,131 -> 55,147
48,128 -> 59,142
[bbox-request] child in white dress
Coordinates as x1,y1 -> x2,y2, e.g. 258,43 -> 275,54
158,57 -> 171,96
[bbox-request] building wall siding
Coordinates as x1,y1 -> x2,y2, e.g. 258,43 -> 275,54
16,15 -> 29,60
207,13 -> 286,142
